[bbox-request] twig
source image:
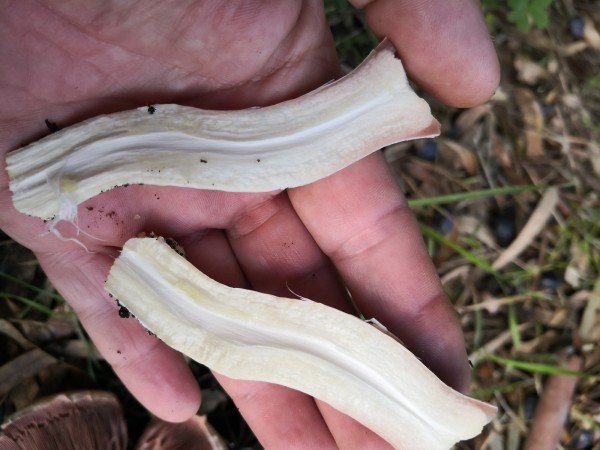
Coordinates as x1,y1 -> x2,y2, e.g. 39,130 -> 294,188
492,187 -> 560,270
523,354 -> 583,450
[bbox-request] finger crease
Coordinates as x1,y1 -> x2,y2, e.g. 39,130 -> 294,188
328,202 -> 410,263
110,335 -> 162,371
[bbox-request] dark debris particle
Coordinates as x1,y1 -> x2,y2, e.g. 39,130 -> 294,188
45,119 -> 60,133
165,237 -> 186,256
256,158 -> 261,162
108,293 -> 113,298
523,394 -> 538,421
165,237 -> 178,250
569,16 -> 585,39
200,159 -> 207,164
147,330 -> 156,337
434,210 -> 454,235
492,214 -> 516,247
86,206 -> 94,211
417,140 -> 437,162
118,306 -> 130,318
571,429 -> 594,449
117,350 -> 121,354
147,105 -> 156,114
539,271 -> 563,290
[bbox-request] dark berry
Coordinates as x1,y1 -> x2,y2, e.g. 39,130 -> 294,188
417,140 -> 437,161
569,16 -> 585,39
523,394 -> 538,421
491,214 -> 515,247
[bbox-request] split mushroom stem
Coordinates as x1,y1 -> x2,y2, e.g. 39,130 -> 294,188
7,39 -> 438,223
106,237 -> 497,450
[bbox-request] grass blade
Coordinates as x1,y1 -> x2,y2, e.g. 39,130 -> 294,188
471,379 -> 534,399
507,304 -> 521,347
485,353 -> 599,380
0,272 -> 63,301
419,224 -> 497,274
0,293 -> 55,315
407,183 -> 574,208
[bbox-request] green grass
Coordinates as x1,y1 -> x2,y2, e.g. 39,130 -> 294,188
0,292 -> 55,315
507,304 -> 521,348
407,183 -> 574,208
485,353 -> 598,380
419,224 -> 498,275
0,271 -> 64,301
471,379 -> 534,399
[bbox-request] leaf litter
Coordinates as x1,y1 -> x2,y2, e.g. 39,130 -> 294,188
1,1 -> 599,448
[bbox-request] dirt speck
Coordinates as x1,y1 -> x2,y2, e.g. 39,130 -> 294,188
118,306 -> 130,319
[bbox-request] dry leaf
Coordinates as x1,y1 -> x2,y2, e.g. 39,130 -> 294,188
589,142 -> 600,177
491,131 -> 514,169
0,349 -> 56,397
438,139 -> 479,175
457,216 -> 498,250
562,94 -> 584,110
6,380 -> 40,411
506,421 -> 522,450
580,280 -> 600,343
514,56 -> 548,85
0,319 -> 34,350
562,41 -> 589,56
583,15 -> 600,50
383,141 -> 412,163
514,88 -> 544,158
515,331 -> 558,354
469,323 -> 533,365
17,318 -> 74,344
455,105 -> 491,133
492,188 -> 559,270
484,428 -> 505,450
565,240 -> 590,288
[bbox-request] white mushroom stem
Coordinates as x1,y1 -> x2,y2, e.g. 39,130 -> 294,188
106,237 -> 496,450
6,39 -> 439,223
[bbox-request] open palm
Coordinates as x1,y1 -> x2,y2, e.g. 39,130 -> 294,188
0,1 -> 499,447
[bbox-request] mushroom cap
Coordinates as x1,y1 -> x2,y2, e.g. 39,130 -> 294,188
136,415 -> 227,450
0,391 -> 127,450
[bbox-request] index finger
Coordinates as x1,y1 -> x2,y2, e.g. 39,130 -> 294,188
350,0 -> 500,107
289,153 -> 470,392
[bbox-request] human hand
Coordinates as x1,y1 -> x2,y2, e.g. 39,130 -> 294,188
0,1 -> 499,448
